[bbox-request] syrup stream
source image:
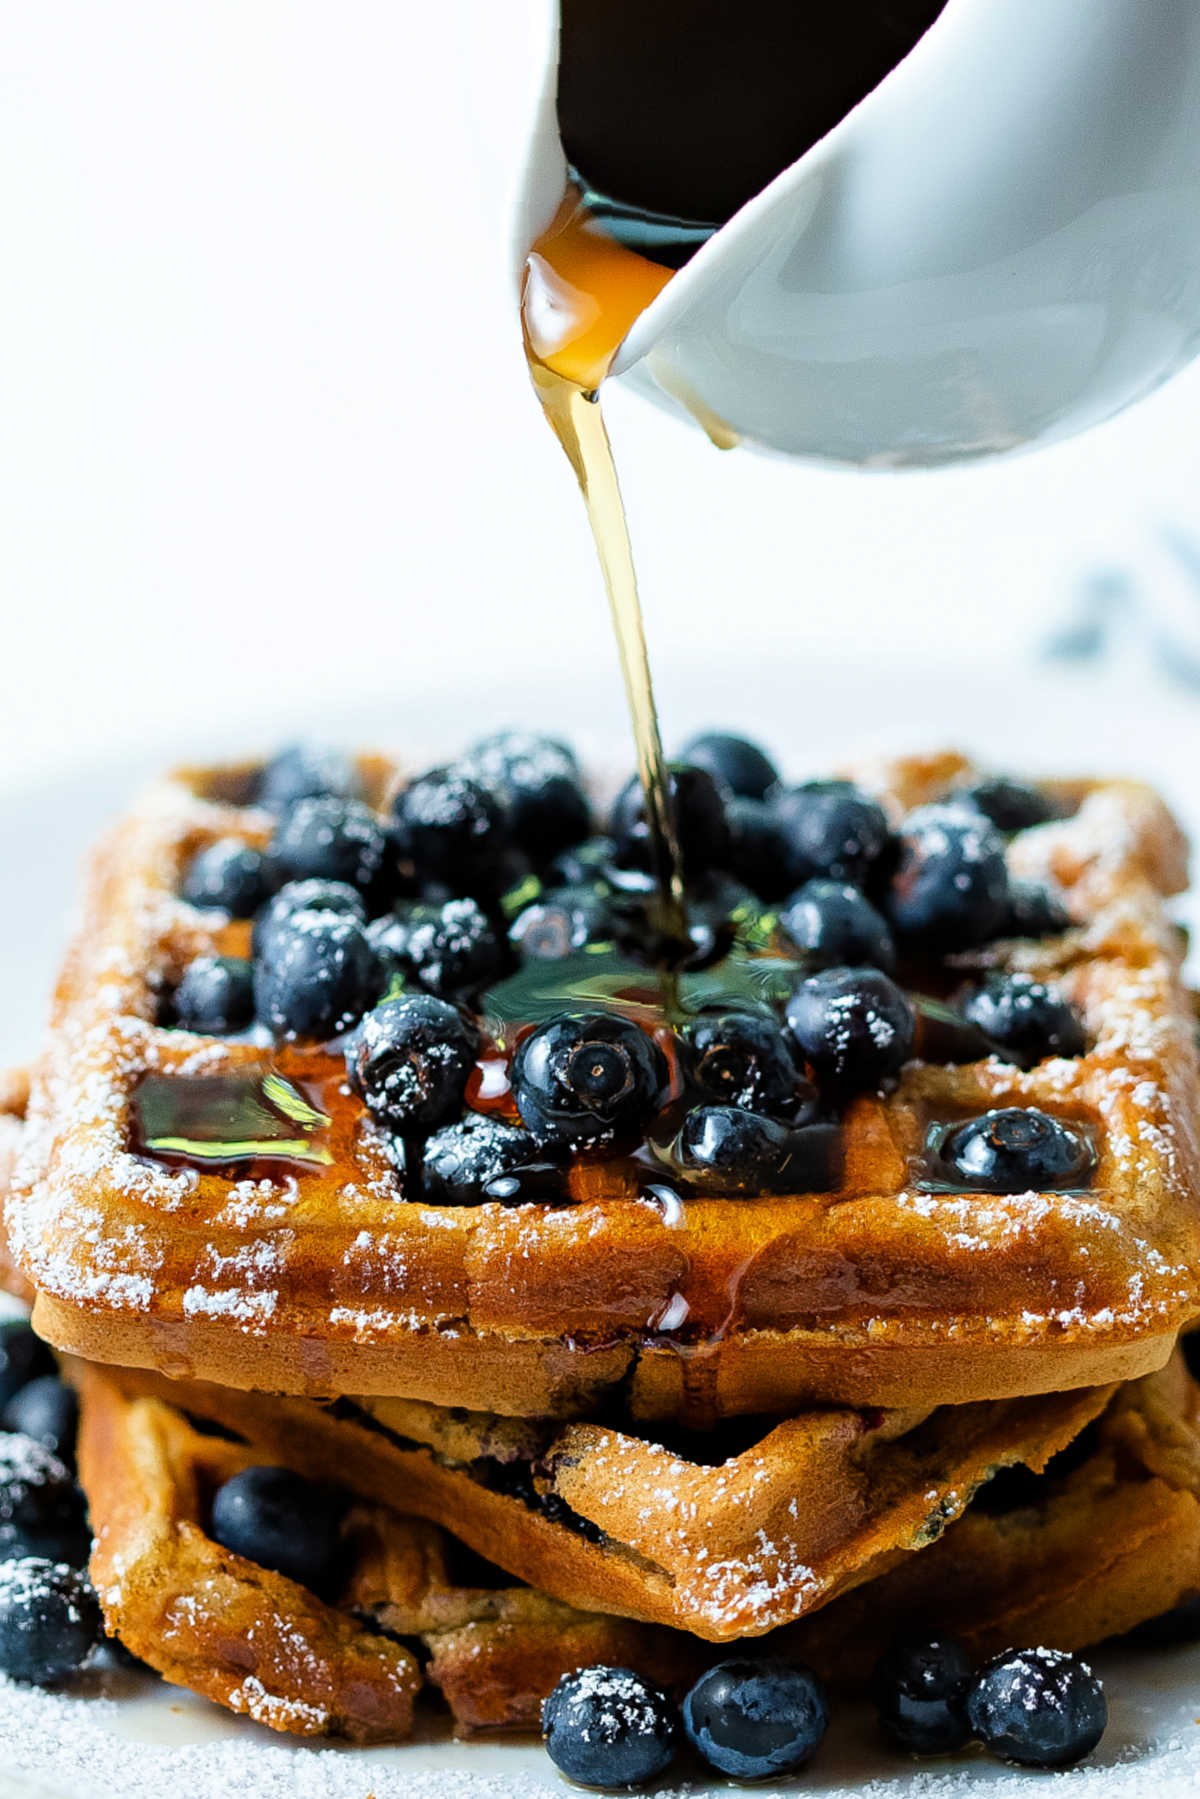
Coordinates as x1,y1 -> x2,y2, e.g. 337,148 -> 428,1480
522,185 -> 687,949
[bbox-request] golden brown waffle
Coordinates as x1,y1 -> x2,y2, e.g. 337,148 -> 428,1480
77,1358 -> 422,1742
73,1354 -> 1200,1739
76,1358 -> 1108,1640
788,1349 -> 1200,1680
75,1359 -> 695,1738
13,752 -> 1200,1420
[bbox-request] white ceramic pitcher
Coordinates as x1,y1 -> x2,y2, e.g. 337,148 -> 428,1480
517,0 -> 1200,467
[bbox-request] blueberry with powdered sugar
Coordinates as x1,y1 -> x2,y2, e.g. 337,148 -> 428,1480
960,972 -> 1085,1068
2,1379 -> 78,1468
871,1633 -> 972,1754
258,742 -> 362,814
680,1012 -> 802,1118
251,877 -> 366,961
181,838 -> 272,918
171,956 -> 255,1036
368,897 -> 506,1001
780,878 -> 897,973
542,1664 -> 677,1788
785,967 -> 915,1090
966,1646 -> 1106,1767
253,909 -> 382,1040
422,1113 -> 562,1205
0,1558 -> 102,1685
887,802 -> 1010,948
683,1657 -> 829,1779
267,795 -> 389,897
774,780 -> 891,889
0,1435 -> 89,1567
392,765 -> 508,889
345,994 -> 478,1135
460,731 -> 592,859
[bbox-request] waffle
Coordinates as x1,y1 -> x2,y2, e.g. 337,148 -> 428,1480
12,751 -> 1200,1421
74,1358 -> 695,1739
788,1348 -> 1200,1680
73,1354 -> 1200,1740
74,1358 -> 1109,1640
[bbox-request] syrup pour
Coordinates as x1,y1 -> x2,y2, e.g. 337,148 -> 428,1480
522,183 -> 687,952
132,1067 -> 335,1169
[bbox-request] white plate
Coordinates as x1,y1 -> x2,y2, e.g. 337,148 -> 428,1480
3,652 -> 1200,1796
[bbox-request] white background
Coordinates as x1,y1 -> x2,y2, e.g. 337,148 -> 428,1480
1,0 -> 1199,799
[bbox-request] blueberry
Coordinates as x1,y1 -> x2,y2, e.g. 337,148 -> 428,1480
780,879 -> 897,973
786,967 -> 915,1090
172,956 -> 255,1035
609,764 -> 732,880
0,1435 -> 89,1566
462,732 -> 590,859
1003,880 -> 1072,939
0,1324 -> 56,1411
940,1108 -> 1091,1192
253,911 -> 381,1040
682,1657 -> 828,1780
726,797 -> 793,900
542,1665 -> 677,1789
956,776 -> 1057,834
674,1105 -> 835,1193
367,898 -> 505,1001
422,1114 -> 561,1205
679,731 -> 780,801
209,1466 -> 346,1599
2,1380 -> 78,1467
268,795 -> 388,896
887,803 -> 1010,948
872,1634 -> 972,1754
512,1012 -> 667,1152
259,743 -> 362,814
774,781 -> 891,888
966,1647 -> 1106,1768
961,973 -> 1085,1068
681,1013 -> 800,1117
509,887 -> 611,959
345,995 -> 478,1134
393,766 -> 508,888
251,878 -> 366,960
545,836 -> 621,890
0,1559 -> 102,1685
181,839 -> 271,917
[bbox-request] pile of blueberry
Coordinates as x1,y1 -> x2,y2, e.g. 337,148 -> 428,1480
541,1634 -> 1109,1789
171,733 -> 1092,1202
0,1321 -> 104,1686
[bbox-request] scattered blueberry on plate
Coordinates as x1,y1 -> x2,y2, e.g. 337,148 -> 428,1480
0,1558 -> 103,1686
966,1647 -> 1107,1768
682,1657 -> 829,1779
872,1633 -> 973,1754
542,1665 -> 677,1789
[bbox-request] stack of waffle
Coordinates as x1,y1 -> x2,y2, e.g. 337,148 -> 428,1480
6,748 -> 1200,1742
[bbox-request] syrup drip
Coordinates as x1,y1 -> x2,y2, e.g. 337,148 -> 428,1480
522,184 -> 687,953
